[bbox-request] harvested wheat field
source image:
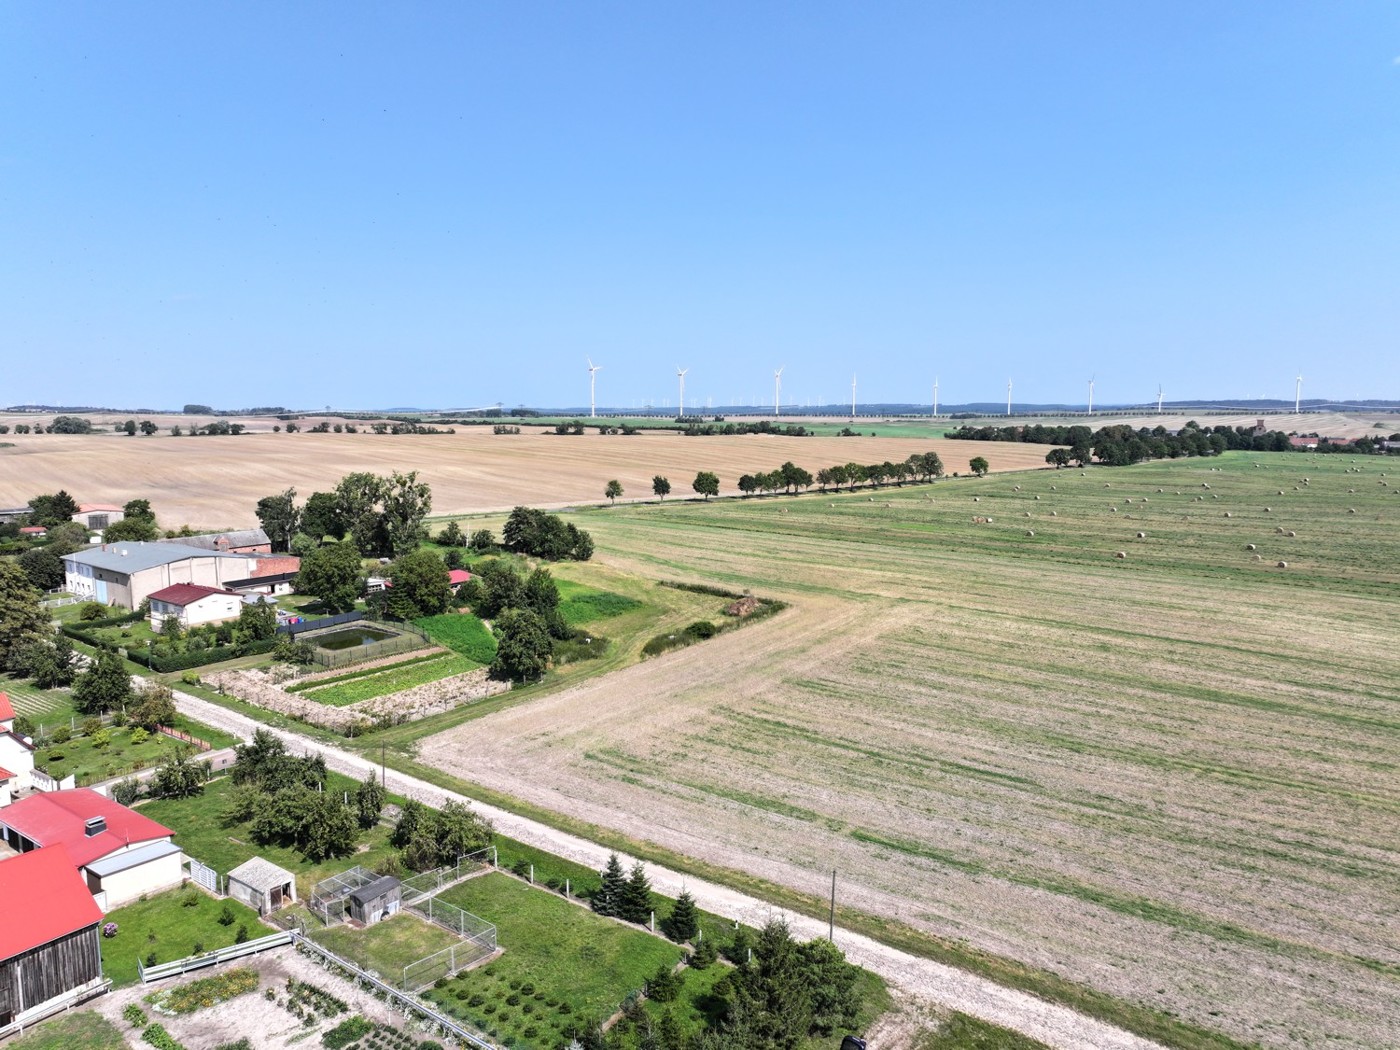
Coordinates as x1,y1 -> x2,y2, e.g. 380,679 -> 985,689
420,452 -> 1400,1050
0,427 -> 1051,525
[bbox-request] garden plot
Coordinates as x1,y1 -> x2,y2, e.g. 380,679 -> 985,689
420,453 -> 1400,1050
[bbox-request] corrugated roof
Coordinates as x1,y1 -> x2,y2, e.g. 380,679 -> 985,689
62,542 -> 243,574
228,856 -> 296,892
0,845 -> 103,959
158,529 -> 270,551
148,583 -> 239,606
349,875 -> 401,906
0,789 -> 173,868
84,839 -> 182,878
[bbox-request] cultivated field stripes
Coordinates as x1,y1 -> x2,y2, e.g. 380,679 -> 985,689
422,454 -> 1400,1049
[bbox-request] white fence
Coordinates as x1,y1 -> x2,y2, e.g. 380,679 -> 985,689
31,769 -> 76,792
137,931 -> 293,983
188,858 -> 222,895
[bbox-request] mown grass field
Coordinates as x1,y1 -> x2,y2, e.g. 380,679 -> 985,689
5,1010 -> 126,1049
310,912 -> 463,984
419,451 -> 1400,1050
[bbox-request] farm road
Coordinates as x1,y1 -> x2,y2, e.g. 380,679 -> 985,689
171,688 -> 1163,1050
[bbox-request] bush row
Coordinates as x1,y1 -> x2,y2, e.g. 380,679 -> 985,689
126,638 -> 278,672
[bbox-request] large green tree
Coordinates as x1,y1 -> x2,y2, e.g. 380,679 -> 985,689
295,541 -> 363,613
72,648 -> 133,714
385,549 -> 452,620
42,521 -> 90,556
102,516 -> 161,543
692,471 -> 720,500
381,471 -> 433,557
300,491 -> 345,541
18,547 -> 64,591
593,853 -> 626,917
652,475 -> 671,500
969,456 -> 989,477
255,488 -> 301,552
605,480 -> 623,504
490,608 -> 552,681
335,472 -> 386,555
355,770 -> 387,829
0,562 -> 51,671
27,491 -> 79,528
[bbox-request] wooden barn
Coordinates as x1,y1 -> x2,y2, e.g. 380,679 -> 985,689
348,875 -> 402,925
0,845 -> 105,1030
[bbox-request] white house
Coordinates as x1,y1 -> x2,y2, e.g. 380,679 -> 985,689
148,583 -> 244,631
0,695 -> 36,804
70,504 -> 125,530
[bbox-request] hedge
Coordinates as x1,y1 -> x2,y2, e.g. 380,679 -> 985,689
127,638 -> 278,673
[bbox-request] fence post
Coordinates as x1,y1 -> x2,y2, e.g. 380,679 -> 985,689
565,878 -> 570,898
529,863 -> 534,885
650,911 -> 655,933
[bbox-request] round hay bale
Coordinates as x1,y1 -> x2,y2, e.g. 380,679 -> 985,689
1224,512 -> 1232,518
985,517 -> 994,523
1141,498 -> 1148,503
1035,495 -> 1041,500
1349,508 -> 1357,514
1246,543 -> 1256,551
1025,512 -> 1032,517
1025,529 -> 1035,537
1276,561 -> 1288,568
1105,483 -> 1112,488
1051,485 -> 1057,490
1049,510 -> 1057,516
1349,488 -> 1356,493
1213,494 -> 1219,499
1254,554 -> 1263,561
1157,488 -> 1163,493
1110,506 -> 1118,512
1278,491 -> 1284,496
1136,531 -> 1146,539
1276,526 -> 1285,534
1013,485 -> 1021,491
974,497 -> 980,502
1115,551 -> 1127,559
1264,507 -> 1271,512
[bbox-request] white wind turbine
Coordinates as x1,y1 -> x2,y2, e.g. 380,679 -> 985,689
587,358 -> 602,418
851,374 -> 857,420
1294,373 -> 1303,414
933,376 -> 939,417
677,366 -> 689,418
1088,374 -> 1095,415
1157,383 -> 1164,414
1007,378 -> 1013,417
774,367 -> 784,417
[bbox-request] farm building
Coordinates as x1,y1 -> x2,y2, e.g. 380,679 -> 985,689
17,526 -> 47,539
349,875 -> 402,925
70,503 -> 125,530
148,583 -> 243,630
0,695 -> 36,802
61,542 -> 299,609
227,857 -> 297,916
0,844 -> 105,1029
369,568 -> 471,594
0,789 -> 181,909
158,528 -> 272,554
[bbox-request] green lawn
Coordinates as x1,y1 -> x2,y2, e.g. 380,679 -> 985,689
100,886 -> 265,987
310,913 -> 463,985
6,1011 -> 126,1050
138,774 -> 398,899
415,612 -> 498,663
554,580 -> 643,626
426,873 -> 684,1045
36,717 -> 237,785
301,652 -> 484,706
0,673 -> 76,729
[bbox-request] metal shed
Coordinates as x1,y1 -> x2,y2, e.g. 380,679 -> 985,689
227,857 -> 297,916
347,875 -> 402,925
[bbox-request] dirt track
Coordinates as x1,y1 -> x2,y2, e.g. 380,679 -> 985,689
168,688 -> 1162,1050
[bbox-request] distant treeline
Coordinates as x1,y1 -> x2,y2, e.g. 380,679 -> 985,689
683,420 -> 816,437
947,421 -> 1304,466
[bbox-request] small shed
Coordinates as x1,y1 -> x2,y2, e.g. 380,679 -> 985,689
348,875 -> 402,925
227,857 -> 297,916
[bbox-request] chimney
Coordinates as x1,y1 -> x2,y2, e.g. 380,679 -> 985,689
84,816 -> 107,837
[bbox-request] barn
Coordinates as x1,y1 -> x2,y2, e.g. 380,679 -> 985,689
227,857 -> 297,916
0,845 -> 105,1029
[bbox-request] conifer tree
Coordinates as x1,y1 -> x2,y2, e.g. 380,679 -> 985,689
664,888 -> 700,943
593,853 -> 626,917
621,861 -> 653,924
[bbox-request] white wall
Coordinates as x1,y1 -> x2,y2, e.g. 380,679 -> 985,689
91,851 -> 184,910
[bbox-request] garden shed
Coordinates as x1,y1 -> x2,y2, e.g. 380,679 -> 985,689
348,875 -> 402,925
227,856 -> 297,916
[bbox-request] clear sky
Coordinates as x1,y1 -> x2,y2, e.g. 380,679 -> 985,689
3,2 -> 1397,411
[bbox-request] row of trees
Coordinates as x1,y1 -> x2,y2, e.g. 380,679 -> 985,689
950,421 -> 1302,466
619,452 -> 948,504
256,471 -> 433,556
502,506 -> 594,561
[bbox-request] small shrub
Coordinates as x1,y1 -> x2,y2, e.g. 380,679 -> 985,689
519,982 -> 535,996
468,993 -> 485,1007
145,951 -> 158,966
684,620 -> 717,639
322,1015 -> 373,1049
142,1023 -> 184,1050
191,941 -> 204,954
218,903 -> 236,926
506,993 -> 521,1006
557,1002 -> 572,1014
124,1002 -> 148,1027
482,1002 -> 497,1015
103,921 -> 119,938
46,750 -> 65,762
180,889 -> 200,907
51,725 -> 72,744
235,924 -> 249,944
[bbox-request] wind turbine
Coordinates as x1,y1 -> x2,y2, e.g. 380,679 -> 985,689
1088,374 -> 1095,415
851,374 -> 857,420
1294,373 -> 1302,414
587,358 -> 602,418
1007,378 -> 1013,417
677,367 -> 689,418
774,367 -> 784,417
933,376 -> 939,417
1157,383 -> 1164,414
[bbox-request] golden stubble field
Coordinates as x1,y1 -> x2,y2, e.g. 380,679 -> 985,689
419,454 -> 1400,1050
0,428 -> 1051,524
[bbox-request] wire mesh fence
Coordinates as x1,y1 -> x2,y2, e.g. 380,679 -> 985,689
401,847 -> 496,903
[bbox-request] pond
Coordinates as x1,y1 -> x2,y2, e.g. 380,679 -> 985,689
312,627 -> 396,651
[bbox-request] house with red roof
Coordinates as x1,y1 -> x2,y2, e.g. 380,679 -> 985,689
0,694 -> 36,805
71,503 -> 125,530
17,525 -> 47,539
0,844 -> 106,1027
0,789 -> 182,909
148,582 -> 243,631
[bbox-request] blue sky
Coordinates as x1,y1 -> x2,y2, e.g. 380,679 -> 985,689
3,2 -> 1397,411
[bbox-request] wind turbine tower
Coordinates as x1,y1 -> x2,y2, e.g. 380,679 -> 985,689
774,367 -> 784,417
677,367 -> 689,418
1007,379 -> 1013,417
1295,374 -> 1302,414
851,374 -> 857,420
1157,384 -> 1164,414
933,376 -> 939,417
1088,375 -> 1095,415
587,358 -> 602,418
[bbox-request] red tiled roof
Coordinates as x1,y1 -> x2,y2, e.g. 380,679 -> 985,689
0,767 -> 13,780
448,569 -> 472,585
0,692 -> 13,721
0,789 -> 173,868
0,845 -> 103,959
76,504 -> 123,513
147,583 -> 238,606
19,526 -> 47,535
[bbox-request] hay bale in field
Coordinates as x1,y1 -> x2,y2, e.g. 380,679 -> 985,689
1246,543 -> 1256,550
1049,510 -> 1057,516
1035,495 -> 1041,500
1115,551 -> 1127,559
973,497 -> 981,502
1136,531 -> 1146,539
1287,530 -> 1297,537
1025,511 -> 1032,517
1277,561 -> 1288,568
1254,554 -> 1263,561
1141,497 -> 1148,503
1278,490 -> 1285,495
1276,526 -> 1285,534
1349,508 -> 1357,514
1224,512 -> 1232,518
1013,485 -> 1021,491
1265,507 -> 1272,512
1025,529 -> 1035,537
1110,506 -> 1118,512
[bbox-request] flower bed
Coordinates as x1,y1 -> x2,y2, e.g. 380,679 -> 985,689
146,967 -> 259,1015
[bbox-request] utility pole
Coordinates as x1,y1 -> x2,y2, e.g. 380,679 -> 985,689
829,869 -> 836,941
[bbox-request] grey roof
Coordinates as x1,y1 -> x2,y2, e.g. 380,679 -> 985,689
349,875 -> 401,906
228,856 -> 297,892
84,840 -> 181,878
158,529 -> 270,551
62,542 -> 243,574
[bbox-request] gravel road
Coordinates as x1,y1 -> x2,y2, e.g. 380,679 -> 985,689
172,688 -> 1165,1050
